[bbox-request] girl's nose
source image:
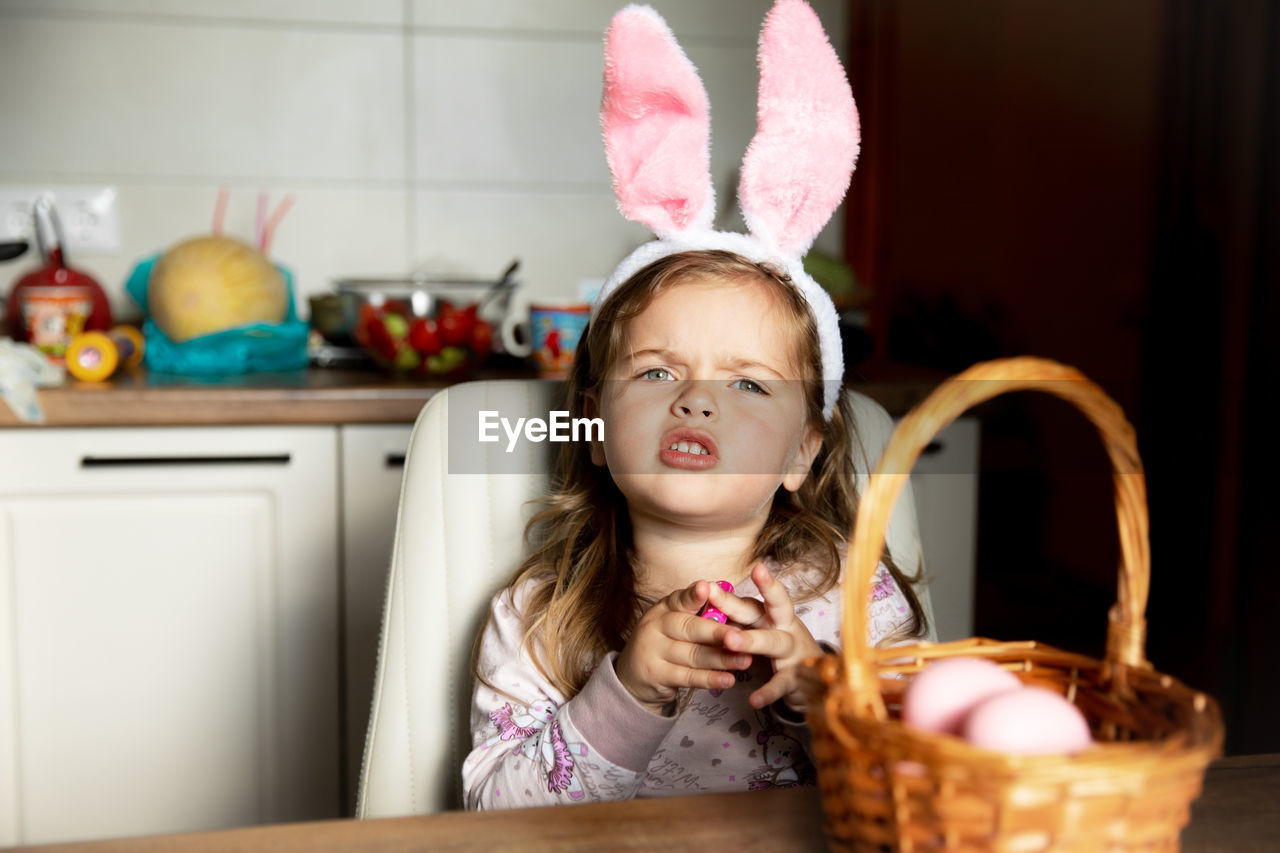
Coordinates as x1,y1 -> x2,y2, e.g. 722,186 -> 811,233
672,382 -> 718,419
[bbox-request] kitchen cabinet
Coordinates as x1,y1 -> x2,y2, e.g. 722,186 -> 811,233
0,427 -> 340,846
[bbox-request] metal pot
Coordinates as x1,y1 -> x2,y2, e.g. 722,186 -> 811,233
325,261 -> 520,349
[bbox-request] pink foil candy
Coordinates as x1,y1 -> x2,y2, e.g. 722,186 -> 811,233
699,580 -> 734,623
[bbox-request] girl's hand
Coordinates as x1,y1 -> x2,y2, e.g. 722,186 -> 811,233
615,581 -> 753,715
708,563 -> 823,713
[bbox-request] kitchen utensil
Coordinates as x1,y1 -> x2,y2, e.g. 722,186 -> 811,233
329,276 -> 500,374
308,293 -> 345,340
0,240 -> 28,262
335,277 -> 492,328
478,259 -> 520,315
5,196 -> 112,361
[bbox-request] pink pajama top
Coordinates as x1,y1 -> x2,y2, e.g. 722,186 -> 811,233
462,559 -> 914,809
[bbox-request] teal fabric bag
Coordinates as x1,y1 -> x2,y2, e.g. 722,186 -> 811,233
125,254 -> 309,376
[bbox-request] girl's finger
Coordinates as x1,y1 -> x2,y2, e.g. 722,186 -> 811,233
747,671 -> 796,710
667,580 -> 714,615
674,666 -> 737,692
662,609 -> 736,646
666,640 -> 751,673
753,562 -> 796,629
703,581 -> 765,626
723,626 -> 793,659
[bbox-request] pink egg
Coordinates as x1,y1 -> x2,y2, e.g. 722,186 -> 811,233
962,687 -> 1093,755
901,657 -> 1022,735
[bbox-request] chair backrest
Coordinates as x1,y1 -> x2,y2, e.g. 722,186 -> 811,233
356,380 -> 934,817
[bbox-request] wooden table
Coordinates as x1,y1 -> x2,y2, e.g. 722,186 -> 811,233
13,755 -> 1277,852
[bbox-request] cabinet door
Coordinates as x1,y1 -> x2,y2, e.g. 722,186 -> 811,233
0,426 -> 340,845
339,424 -> 413,815
909,417 -> 980,641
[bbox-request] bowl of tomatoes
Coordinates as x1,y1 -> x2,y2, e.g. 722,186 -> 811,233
336,277 -> 502,376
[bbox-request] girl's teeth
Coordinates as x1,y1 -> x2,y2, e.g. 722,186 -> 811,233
670,441 -> 708,455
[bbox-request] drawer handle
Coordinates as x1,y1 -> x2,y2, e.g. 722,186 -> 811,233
385,453 -> 407,468
921,441 -> 944,457
80,454 -> 292,468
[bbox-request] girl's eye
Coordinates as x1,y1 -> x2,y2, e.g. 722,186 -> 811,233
639,367 -> 674,381
731,378 -> 768,395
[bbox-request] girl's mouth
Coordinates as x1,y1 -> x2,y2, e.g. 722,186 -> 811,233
658,430 -> 719,470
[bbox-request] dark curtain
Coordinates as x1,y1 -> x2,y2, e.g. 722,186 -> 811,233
845,0 -> 1279,754
1142,0 -> 1279,755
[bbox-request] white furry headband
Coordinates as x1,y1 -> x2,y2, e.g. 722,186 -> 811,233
595,0 -> 859,420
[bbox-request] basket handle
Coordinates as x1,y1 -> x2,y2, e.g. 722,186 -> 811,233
841,357 -> 1151,717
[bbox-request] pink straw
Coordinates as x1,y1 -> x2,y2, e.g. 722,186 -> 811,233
261,193 -> 296,256
255,191 -> 268,250
212,187 -> 229,235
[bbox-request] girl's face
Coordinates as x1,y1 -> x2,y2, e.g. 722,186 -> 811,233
589,276 -> 822,531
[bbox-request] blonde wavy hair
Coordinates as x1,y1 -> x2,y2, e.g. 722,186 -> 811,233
475,250 -> 926,698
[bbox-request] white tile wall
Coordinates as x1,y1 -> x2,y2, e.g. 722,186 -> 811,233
0,18 -> 406,180
0,0 -> 404,27
0,0 -> 850,319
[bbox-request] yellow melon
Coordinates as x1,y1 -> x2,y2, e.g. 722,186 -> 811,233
149,235 -> 288,342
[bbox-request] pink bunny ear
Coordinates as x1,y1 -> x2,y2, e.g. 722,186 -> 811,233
739,0 -> 859,257
602,5 -> 715,239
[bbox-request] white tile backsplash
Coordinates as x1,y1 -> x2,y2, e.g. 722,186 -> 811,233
0,16 -> 405,182
413,34 -> 608,185
0,0 -> 404,28
413,188 -> 650,300
410,0 -> 845,43
411,34 -> 762,192
0,0 -> 851,317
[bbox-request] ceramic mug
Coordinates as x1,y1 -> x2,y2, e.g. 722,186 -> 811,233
17,285 -> 95,362
502,298 -> 592,377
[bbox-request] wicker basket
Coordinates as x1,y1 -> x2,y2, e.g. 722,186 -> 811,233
801,357 -> 1223,852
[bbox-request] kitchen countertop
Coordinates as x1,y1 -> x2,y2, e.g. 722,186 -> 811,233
0,364 -> 943,427
0,366 -> 506,428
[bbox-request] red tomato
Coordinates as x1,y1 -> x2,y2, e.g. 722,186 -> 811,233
356,302 -> 380,344
470,319 -> 494,360
409,317 -> 442,355
366,315 -> 398,361
438,304 -> 470,346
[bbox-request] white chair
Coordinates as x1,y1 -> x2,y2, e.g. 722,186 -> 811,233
356,380 -> 935,817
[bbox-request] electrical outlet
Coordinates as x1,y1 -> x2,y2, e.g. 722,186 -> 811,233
0,186 -> 121,254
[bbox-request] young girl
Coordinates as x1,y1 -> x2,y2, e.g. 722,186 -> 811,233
462,0 -> 928,807
461,251 -> 927,806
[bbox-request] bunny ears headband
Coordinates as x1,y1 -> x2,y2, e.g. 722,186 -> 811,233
596,0 -> 859,420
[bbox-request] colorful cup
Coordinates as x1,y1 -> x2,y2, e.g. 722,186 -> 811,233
502,299 -> 592,378
17,285 -> 94,363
